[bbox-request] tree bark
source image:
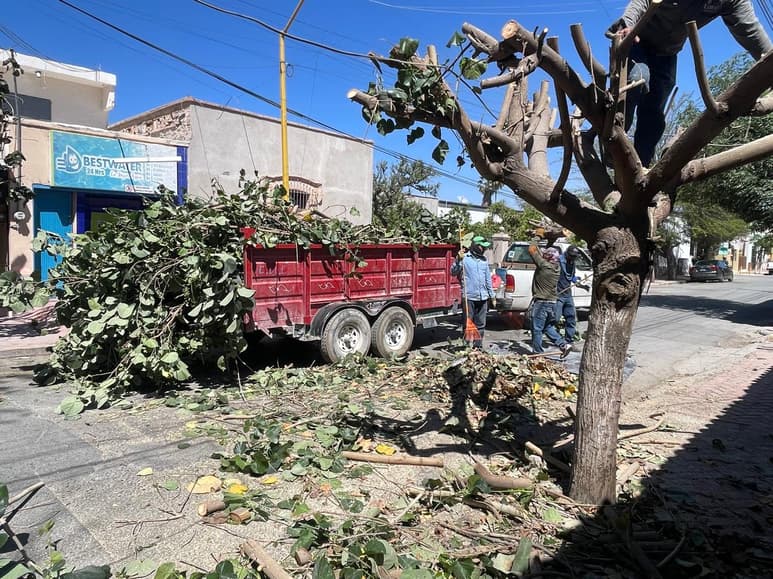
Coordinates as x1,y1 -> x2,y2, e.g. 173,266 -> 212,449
570,227 -> 644,503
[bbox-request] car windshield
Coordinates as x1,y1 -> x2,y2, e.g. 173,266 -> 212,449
695,260 -> 720,267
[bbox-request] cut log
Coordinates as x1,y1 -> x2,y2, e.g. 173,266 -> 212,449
342,451 -> 443,467
472,460 -> 533,490
229,507 -> 252,524
240,539 -> 293,579
197,500 -> 226,517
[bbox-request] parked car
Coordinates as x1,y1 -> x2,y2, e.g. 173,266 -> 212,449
767,260 -> 773,275
689,259 -> 734,282
493,241 -> 593,312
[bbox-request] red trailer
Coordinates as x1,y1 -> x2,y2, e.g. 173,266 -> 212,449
242,233 -> 461,362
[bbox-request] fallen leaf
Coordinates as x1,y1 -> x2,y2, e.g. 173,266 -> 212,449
375,443 -> 397,456
223,477 -> 243,488
159,480 -> 179,491
186,475 -> 222,494
137,467 -> 153,476
262,475 -> 280,485
227,482 -> 249,495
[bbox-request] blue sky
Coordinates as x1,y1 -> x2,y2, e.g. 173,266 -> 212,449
3,0 -> 769,204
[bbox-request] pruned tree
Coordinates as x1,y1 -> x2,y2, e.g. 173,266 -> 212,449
348,14 -> 773,503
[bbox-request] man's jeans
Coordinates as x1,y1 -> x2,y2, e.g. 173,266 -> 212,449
463,299 -> 488,349
624,44 -> 677,167
531,300 -> 566,354
555,294 -> 577,342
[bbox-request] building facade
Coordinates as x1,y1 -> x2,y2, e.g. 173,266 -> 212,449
109,98 -> 374,224
1,51 -> 186,280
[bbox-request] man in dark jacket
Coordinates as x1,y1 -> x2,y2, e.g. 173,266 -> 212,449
451,235 -> 494,349
528,244 -> 572,357
610,0 -> 772,166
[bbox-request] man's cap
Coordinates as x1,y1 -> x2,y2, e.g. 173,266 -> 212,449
472,235 -> 491,248
543,247 -> 560,262
566,245 -> 581,258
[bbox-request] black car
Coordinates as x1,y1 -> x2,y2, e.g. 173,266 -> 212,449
689,259 -> 734,282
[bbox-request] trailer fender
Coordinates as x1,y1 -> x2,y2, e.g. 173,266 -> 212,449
309,299 -> 416,338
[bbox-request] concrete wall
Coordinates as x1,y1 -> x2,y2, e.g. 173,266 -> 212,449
112,100 -> 374,225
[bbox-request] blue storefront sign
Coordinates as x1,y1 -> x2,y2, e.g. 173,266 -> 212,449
52,131 -> 179,194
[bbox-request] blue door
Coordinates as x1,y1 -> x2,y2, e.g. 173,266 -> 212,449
34,189 -> 72,281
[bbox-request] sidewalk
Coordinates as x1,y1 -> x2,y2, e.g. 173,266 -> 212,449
0,302 -> 66,373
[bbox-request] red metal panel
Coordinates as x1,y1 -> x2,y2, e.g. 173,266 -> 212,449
243,243 -> 461,333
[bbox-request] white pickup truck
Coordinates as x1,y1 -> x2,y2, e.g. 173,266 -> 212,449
767,261 -> 773,275
493,241 -> 594,313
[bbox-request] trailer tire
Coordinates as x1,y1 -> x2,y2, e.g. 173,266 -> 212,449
320,308 -> 371,363
371,306 -> 414,359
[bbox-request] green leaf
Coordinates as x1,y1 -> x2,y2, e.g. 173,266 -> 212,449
0,484 -> 8,518
312,555 -> 335,579
364,539 -> 398,569
159,480 -> 179,491
121,559 -> 158,578
113,252 -> 131,264
376,118 -> 396,136
117,303 -> 135,319
142,231 -> 161,243
59,396 -> 85,417
460,56 -> 488,80
188,303 -> 203,317
161,352 -> 179,364
512,537 -> 532,574
219,292 -> 234,307
236,287 -> 254,299
431,125 -> 441,139
446,30 -> 466,47
396,37 -> 419,59
62,565 -> 112,579
86,321 -> 105,335
406,127 -> 425,145
0,562 -> 32,579
0,532 -> 7,550
153,562 -> 177,579
542,507 -> 563,523
431,139 -> 449,164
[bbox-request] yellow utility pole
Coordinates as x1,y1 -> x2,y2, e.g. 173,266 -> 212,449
279,0 -> 306,199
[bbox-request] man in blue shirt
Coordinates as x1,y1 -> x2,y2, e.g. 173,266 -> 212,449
451,236 -> 494,349
555,246 -> 589,343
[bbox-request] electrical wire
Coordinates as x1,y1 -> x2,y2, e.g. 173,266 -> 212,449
54,0 -> 491,188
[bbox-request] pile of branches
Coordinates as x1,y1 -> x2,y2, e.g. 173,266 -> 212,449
26,178 -> 465,413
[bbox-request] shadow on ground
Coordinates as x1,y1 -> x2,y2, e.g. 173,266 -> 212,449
530,350 -> 773,577
640,295 -> 773,327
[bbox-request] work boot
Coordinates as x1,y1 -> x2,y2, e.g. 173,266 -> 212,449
560,343 -> 573,359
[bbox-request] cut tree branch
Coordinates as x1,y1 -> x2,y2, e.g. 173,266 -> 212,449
686,21 -> 724,116
547,37 -> 573,201
679,133 -> 773,184
646,52 -> 773,200
569,23 -> 607,89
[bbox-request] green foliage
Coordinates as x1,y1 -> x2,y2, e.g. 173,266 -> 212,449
20,177 -> 464,413
372,159 -> 466,240
361,38 -> 458,161
0,271 -> 50,314
676,53 -> 773,230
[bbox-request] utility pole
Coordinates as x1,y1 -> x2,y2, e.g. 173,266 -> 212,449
279,0 -> 306,199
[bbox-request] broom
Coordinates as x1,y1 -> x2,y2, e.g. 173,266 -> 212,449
459,230 -> 482,344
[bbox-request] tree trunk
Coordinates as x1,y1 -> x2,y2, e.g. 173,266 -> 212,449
665,247 -> 678,281
569,228 -> 645,503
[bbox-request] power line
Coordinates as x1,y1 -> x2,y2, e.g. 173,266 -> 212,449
55,0 -> 488,195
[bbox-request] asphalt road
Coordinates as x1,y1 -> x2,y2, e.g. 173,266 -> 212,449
1,274 -> 770,570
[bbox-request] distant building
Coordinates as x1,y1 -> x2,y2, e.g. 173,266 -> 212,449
1,51 -> 186,280
407,195 -> 490,224
109,98 -> 373,224
0,49 -> 116,128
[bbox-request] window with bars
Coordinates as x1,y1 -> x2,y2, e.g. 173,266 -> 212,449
267,176 -> 322,209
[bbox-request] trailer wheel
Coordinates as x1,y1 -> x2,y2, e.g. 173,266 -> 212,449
371,307 -> 414,359
320,308 -> 371,363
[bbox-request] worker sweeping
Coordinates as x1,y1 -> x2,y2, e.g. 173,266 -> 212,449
451,235 -> 495,349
